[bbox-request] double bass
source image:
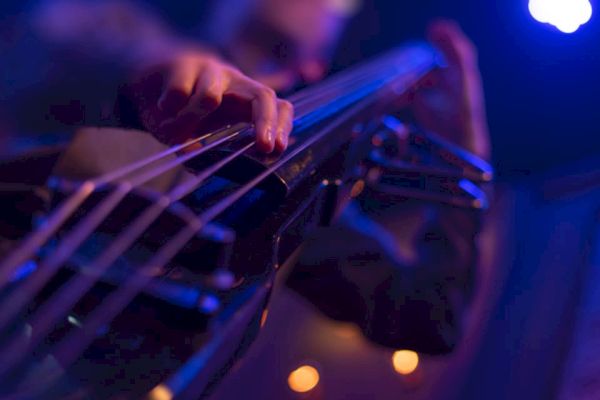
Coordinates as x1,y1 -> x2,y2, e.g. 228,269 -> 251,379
0,43 -> 492,399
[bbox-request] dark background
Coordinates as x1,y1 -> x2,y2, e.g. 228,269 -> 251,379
333,0 -> 599,176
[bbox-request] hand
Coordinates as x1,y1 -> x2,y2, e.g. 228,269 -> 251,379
411,20 -> 490,160
126,47 -> 294,153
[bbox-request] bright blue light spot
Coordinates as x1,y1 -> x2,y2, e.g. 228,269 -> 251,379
529,0 -> 592,33
10,260 -> 37,282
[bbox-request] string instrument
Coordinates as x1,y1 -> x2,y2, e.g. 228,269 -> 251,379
0,43 -> 492,399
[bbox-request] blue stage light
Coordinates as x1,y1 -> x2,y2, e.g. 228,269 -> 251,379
529,0 -> 592,33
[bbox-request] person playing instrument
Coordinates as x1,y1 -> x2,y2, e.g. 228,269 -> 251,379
2,0 -> 491,353
201,0 -> 489,159
198,0 -> 491,352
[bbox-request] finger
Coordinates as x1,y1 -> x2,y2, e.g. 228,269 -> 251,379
274,100 -> 294,152
228,77 -> 278,153
158,63 -> 196,116
429,20 -> 490,159
252,87 -> 278,153
159,63 -> 226,144
177,62 -> 225,121
427,19 -> 477,74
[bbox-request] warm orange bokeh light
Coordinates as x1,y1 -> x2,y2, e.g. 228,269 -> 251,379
148,384 -> 173,400
350,180 -> 366,198
334,323 -> 361,339
287,365 -> 320,393
260,309 -> 269,328
392,350 -> 419,375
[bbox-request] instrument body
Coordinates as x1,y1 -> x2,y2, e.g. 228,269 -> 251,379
0,43 -> 492,399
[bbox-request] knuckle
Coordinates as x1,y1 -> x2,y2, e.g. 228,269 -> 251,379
204,86 -> 223,103
223,66 -> 245,83
223,65 -> 241,77
175,53 -> 197,69
202,56 -> 219,67
279,100 -> 294,113
257,86 -> 276,101
203,58 -> 226,75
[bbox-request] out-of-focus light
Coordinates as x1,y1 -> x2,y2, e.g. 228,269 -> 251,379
392,350 -> 419,375
260,309 -> 269,328
148,384 -> 173,400
327,0 -> 363,16
334,322 -> 361,339
288,365 -> 320,393
529,0 -> 592,33
67,315 -> 83,328
350,180 -> 365,198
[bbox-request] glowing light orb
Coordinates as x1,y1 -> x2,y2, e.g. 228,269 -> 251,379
327,0 -> 363,16
529,0 -> 592,33
334,322 -> 361,339
392,350 -> 419,375
148,385 -> 173,400
287,365 -> 320,393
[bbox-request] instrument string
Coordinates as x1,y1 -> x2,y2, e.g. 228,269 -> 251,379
0,184 -> 95,290
95,126 -> 245,187
0,143 -> 256,378
0,47 -> 409,289
139,53 -> 441,397
0,45 -> 439,382
0,49 -> 404,294
3,84 -> 374,366
287,48 -> 404,104
0,54 -> 395,289
0,127 -> 250,333
0,125 -> 247,291
50,94 -> 385,375
0,184 -> 131,333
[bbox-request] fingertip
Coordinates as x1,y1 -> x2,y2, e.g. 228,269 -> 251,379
266,126 -> 276,152
256,125 -> 275,153
274,128 -> 289,153
274,100 -> 293,153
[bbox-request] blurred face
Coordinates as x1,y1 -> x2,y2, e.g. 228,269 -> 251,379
220,0 -> 354,92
